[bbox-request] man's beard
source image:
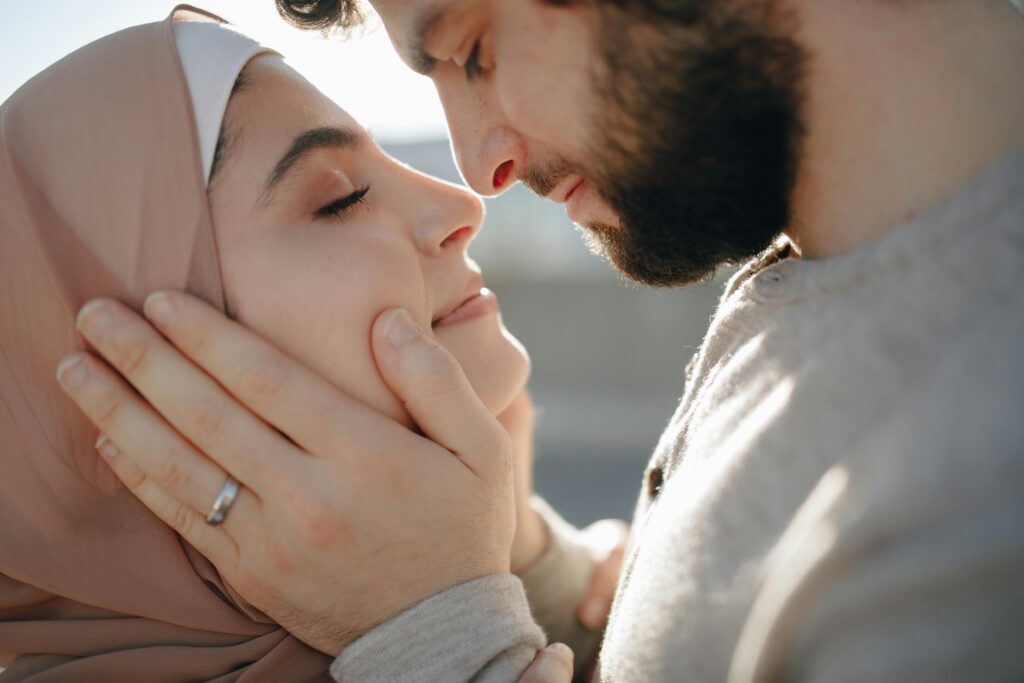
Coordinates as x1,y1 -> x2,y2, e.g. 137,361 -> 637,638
540,2 -> 807,288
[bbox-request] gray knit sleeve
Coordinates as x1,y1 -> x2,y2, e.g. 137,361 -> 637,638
329,574 -> 545,683
517,497 -> 603,675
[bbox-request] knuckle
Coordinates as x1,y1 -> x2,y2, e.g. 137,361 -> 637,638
184,398 -> 227,444
89,382 -> 124,429
163,498 -> 196,538
152,450 -> 191,493
237,356 -> 288,401
117,460 -> 148,492
115,336 -> 153,378
176,314 -> 214,358
300,512 -> 336,550
291,492 -> 344,550
264,541 -> 296,577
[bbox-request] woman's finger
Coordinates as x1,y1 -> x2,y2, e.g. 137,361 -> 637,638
517,644 -> 574,683
94,433 -> 241,569
74,298 -> 303,493
578,547 -> 623,629
578,520 -> 629,630
57,351 -> 247,516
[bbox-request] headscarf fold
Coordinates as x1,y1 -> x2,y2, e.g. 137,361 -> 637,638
173,19 -> 272,183
0,6 -> 331,680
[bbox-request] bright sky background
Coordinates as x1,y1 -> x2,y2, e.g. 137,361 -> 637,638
0,0 -> 450,142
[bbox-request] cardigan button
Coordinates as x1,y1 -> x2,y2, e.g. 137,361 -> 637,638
753,261 -> 801,303
645,465 -> 665,499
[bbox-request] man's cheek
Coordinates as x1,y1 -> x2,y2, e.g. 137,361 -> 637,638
494,67 -> 560,139
497,71 -> 596,164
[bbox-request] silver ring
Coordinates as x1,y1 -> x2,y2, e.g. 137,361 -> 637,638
205,475 -> 241,526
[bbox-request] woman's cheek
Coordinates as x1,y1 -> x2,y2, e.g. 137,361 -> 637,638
228,266 -> 416,428
316,303 -> 417,429
434,318 -> 530,416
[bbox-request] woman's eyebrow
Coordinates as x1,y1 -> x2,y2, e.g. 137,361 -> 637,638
261,126 -> 364,201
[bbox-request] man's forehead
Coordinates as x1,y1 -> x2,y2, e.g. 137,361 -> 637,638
370,0 -> 473,69
371,0 -> 452,38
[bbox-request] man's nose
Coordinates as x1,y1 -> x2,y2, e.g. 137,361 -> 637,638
450,124 -> 527,198
410,175 -> 486,255
430,68 -> 529,197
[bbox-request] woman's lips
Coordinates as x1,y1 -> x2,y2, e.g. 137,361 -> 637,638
432,288 -> 499,329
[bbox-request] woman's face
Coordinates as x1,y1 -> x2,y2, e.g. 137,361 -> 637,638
208,55 -> 530,425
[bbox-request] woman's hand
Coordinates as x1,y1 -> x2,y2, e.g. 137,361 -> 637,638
497,391 -> 549,573
578,519 -> 629,630
498,390 -> 629,633
519,644 -> 574,683
57,292 -> 517,656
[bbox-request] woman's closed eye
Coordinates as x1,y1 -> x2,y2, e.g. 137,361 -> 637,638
315,185 -> 371,220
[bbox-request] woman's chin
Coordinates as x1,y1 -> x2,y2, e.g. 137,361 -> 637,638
435,316 -> 531,416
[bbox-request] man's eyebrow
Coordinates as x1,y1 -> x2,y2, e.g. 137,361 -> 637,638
407,6 -> 445,75
262,126 -> 363,199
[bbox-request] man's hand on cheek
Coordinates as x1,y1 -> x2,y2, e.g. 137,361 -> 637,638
56,292 -> 517,655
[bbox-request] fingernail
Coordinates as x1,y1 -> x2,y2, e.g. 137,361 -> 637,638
144,292 -> 175,327
581,598 -> 605,628
56,355 -> 88,390
548,643 -> 573,662
76,300 -> 114,338
383,309 -> 422,347
95,434 -> 119,459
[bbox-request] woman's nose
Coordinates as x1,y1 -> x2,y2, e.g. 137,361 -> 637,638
411,175 -> 485,255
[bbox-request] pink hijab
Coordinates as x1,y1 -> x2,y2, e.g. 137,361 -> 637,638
0,6 -> 331,680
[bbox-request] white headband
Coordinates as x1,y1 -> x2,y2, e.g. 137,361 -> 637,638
172,21 -> 274,184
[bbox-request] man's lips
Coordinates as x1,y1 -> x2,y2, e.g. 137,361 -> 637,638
547,175 -> 585,205
564,179 -> 584,203
432,288 -> 499,329
565,179 -> 592,223
544,175 -> 593,223
541,173 -> 617,226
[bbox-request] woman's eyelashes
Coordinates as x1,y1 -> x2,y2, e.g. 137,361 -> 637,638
315,185 -> 371,220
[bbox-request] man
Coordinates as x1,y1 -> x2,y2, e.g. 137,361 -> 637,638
59,0 -> 1024,680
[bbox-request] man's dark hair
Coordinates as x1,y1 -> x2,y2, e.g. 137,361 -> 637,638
275,0 -> 365,33
272,0 -> 681,34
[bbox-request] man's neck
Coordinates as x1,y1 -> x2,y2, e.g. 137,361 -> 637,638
786,0 -> 1024,259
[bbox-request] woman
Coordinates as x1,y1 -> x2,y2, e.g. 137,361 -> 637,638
0,6 -> 612,680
